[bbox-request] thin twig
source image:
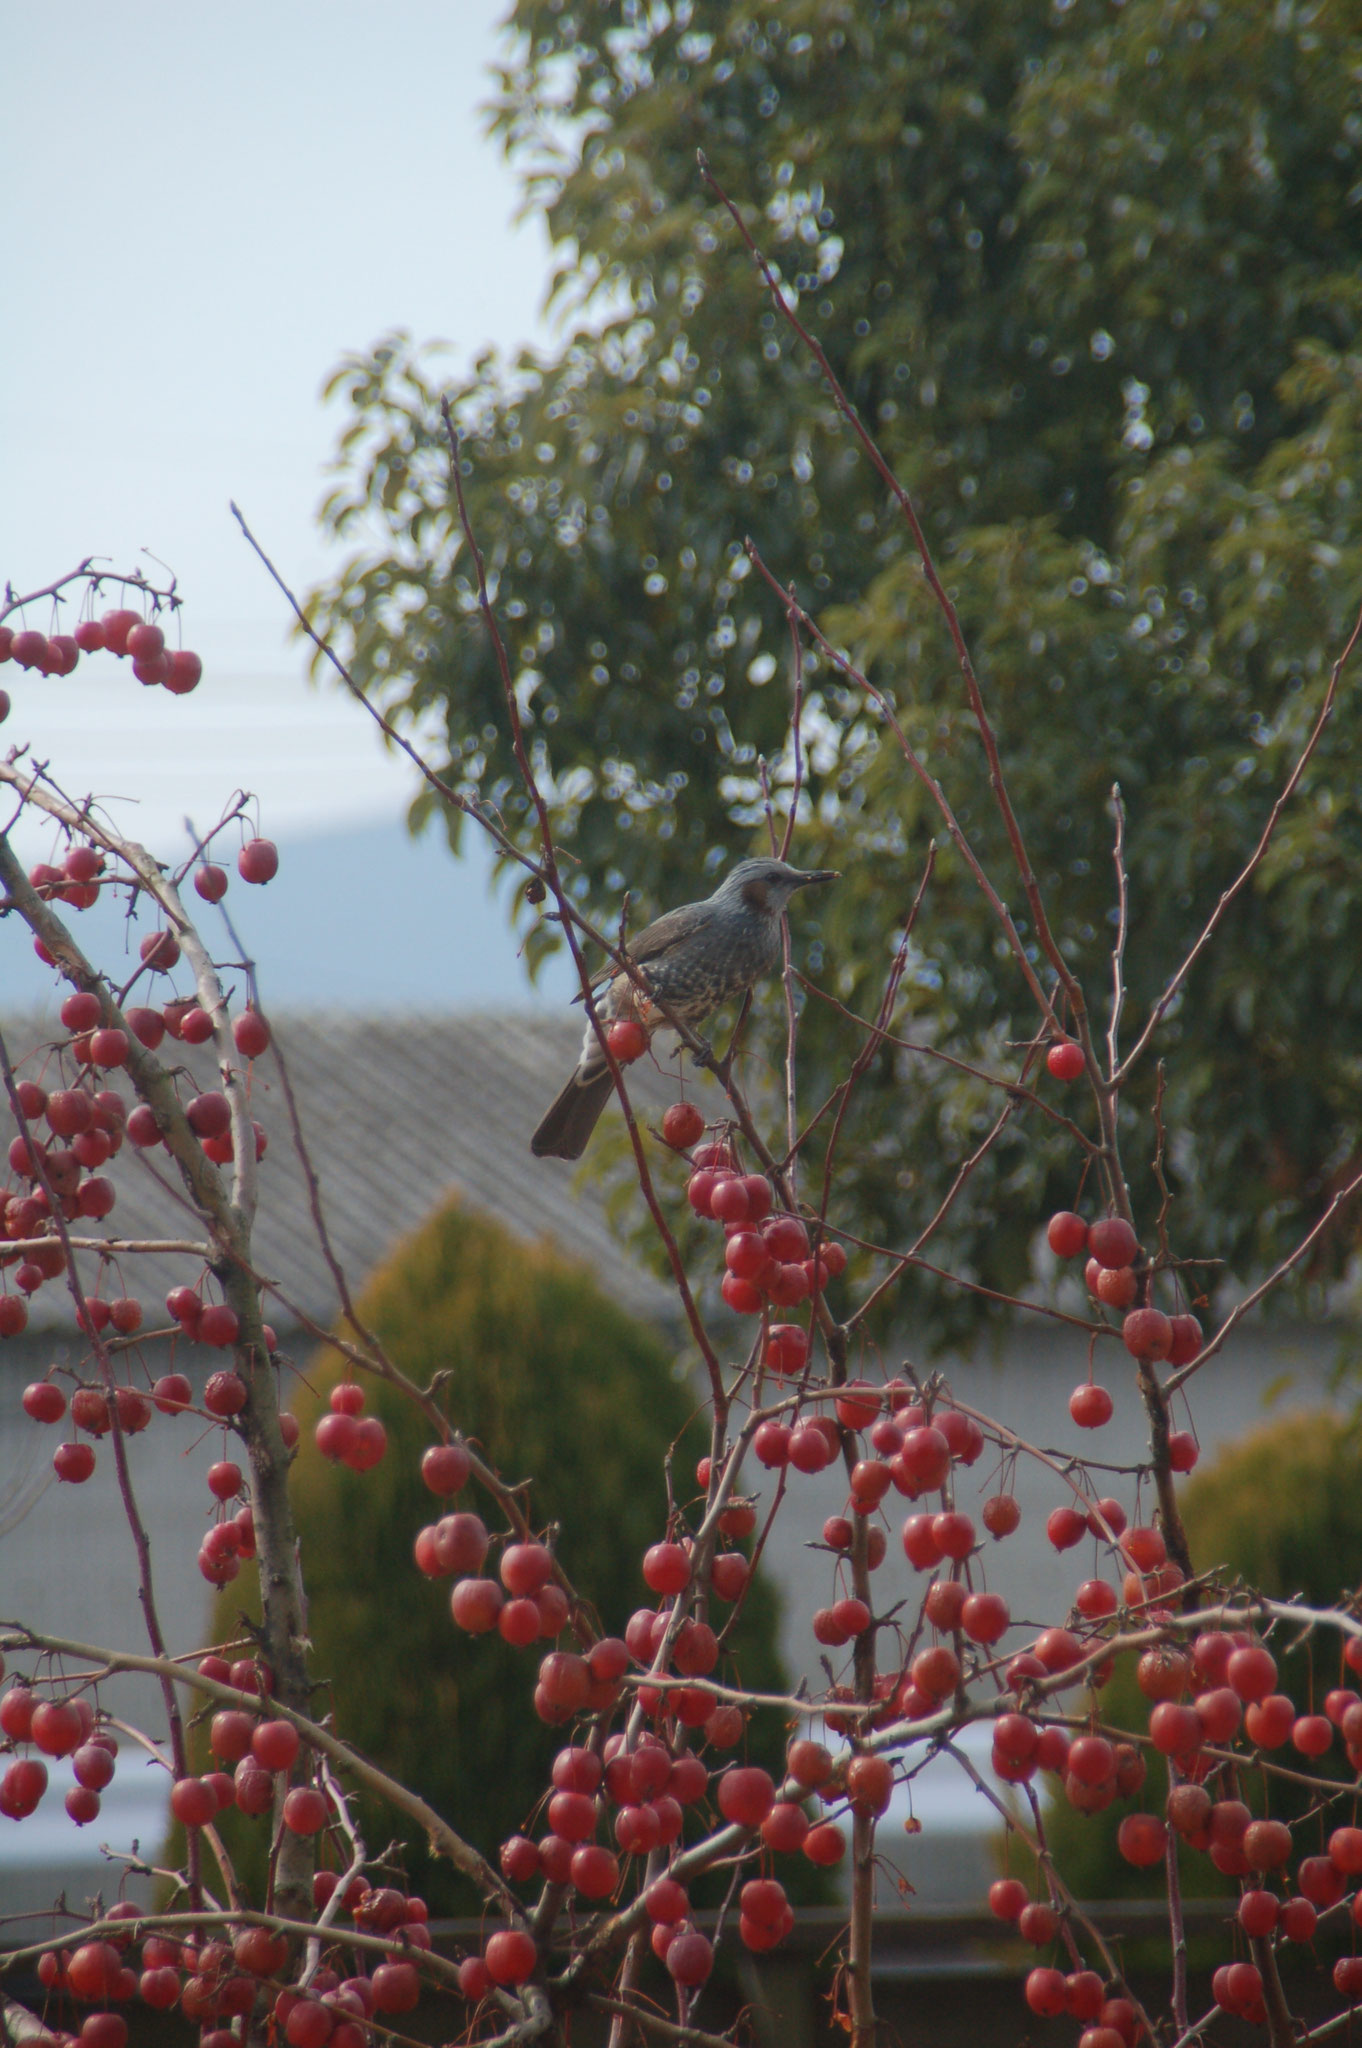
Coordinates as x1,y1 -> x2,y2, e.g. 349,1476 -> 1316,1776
1118,595 -> 1362,1081
1106,783 -> 1128,1075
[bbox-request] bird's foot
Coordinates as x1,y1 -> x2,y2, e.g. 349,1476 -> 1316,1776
689,1038 -> 715,1070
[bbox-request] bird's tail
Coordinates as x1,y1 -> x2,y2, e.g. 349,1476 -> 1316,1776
530,1066 -> 616,1160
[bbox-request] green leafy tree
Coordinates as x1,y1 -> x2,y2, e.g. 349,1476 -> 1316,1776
198,1199 -> 789,1913
310,0 -> 1362,1341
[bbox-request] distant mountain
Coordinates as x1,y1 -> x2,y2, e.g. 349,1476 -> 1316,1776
3,816 -> 578,1013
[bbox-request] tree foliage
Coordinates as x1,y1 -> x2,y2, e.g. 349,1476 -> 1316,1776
309,0 -> 1362,1341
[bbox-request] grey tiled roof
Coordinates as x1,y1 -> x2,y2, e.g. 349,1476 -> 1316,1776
0,1011 -> 682,1334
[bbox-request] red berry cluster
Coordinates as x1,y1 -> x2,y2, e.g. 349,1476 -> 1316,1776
3,981 -> 294,1587
1046,1208 -> 1203,1449
979,1566 -> 1362,2031
476,1718 -> 850,1982
24,1812 -> 431,2048
24,844 -> 278,954
313,1379 -> 388,1475
675,1131 -> 848,1317
0,1678 -> 114,1830
401,1398 -> 853,1995
20,1355 -> 288,1593
3,977 -> 275,1332
0,609 -> 202,695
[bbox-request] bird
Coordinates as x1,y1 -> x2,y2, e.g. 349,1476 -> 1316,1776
530,856 -> 838,1160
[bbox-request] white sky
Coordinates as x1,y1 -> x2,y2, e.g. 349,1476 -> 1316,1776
2,1 -> 554,861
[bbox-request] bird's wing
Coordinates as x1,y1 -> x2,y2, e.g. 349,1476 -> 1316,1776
568,895 -> 709,1002
626,898 -> 710,964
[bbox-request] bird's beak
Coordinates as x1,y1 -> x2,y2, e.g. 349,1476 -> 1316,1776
795,869 -> 839,887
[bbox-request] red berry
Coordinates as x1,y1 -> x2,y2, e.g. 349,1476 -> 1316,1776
31,1698 -> 85,1757
665,1930 -> 713,1986
282,1785 -> 328,1834
54,1441 -> 96,1483
962,1591 -> 1010,1644
421,1441 -> 471,1495
11,630 -> 50,670
1166,1312 -> 1203,1366
1121,1523 -> 1166,1571
606,1018 -> 647,1063
1069,1383 -> 1114,1429
846,1754 -> 895,1814
1329,1825 -> 1362,1876
72,1741 -> 116,1792
186,874 -> 230,922
1033,1626 -> 1083,1674
483,1928 -> 536,1986
1116,1812 -> 1167,1867
200,1305 -> 241,1349
204,1368 -> 247,1415
1280,1896 -> 1317,1943
188,1091 -> 232,1139
63,845 -> 102,882
451,1578 -> 504,1632
803,1821 -> 846,1867
139,929 -> 181,972
1046,1210 -> 1088,1258
165,650 -> 203,694
1046,1038 -> 1084,1081
22,1380 -> 66,1422
927,1509 -> 973,1560
717,1766 -> 775,1828
1242,1818 -> 1292,1870
642,1541 -> 690,1595
982,1492 -> 1021,1538
1292,1712 -> 1333,1759
570,1842 -> 619,1897
1025,1967 -> 1068,2018
232,1009 -> 270,1058
661,1101 -> 705,1149
89,1028 -> 128,1068
1122,1307 -> 1173,1360
1227,1643 -> 1277,1703
238,838 -> 279,884
1087,1216 -> 1139,1269
123,1010 -> 165,1059
61,990 -> 103,1033
65,1939 -> 121,2000
171,1776 -> 218,1827
125,621 -> 165,661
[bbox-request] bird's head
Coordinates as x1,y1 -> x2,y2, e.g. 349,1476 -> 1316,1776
717,857 -> 839,916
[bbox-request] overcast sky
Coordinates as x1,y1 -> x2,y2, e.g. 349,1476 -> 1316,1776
2,1 -> 553,863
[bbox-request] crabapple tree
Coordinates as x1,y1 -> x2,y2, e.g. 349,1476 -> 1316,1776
3,190 -> 1362,2048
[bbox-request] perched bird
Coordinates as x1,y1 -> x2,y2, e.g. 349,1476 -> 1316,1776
530,856 -> 837,1160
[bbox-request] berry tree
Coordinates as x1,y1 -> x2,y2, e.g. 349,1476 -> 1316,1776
3,185 -> 1362,2048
